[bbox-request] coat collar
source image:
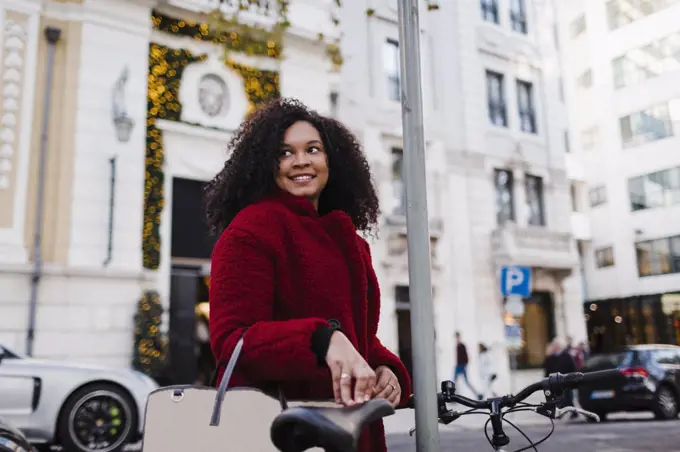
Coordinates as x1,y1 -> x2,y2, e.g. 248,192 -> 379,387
269,188 -> 356,230
269,187 -> 320,218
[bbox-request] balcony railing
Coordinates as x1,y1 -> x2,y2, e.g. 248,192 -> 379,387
384,212 -> 444,238
161,0 -> 337,41
164,0 -> 278,21
385,232 -> 440,270
491,223 -> 577,270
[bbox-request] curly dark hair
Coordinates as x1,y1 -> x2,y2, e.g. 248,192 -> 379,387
204,97 -> 380,235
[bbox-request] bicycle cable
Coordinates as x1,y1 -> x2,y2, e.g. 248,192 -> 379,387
479,405 -> 555,452
503,416 -> 554,452
501,417 -> 538,452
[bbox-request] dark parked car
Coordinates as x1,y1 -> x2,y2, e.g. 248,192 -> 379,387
0,417 -> 32,452
578,344 -> 680,421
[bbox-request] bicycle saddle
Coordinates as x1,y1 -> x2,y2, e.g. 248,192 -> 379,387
270,399 -> 395,452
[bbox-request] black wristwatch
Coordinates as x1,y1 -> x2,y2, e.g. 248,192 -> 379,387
311,319 -> 342,366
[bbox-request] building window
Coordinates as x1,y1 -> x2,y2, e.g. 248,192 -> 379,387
391,147 -> 405,215
628,166 -> 680,211
517,80 -> 537,134
607,0 -> 680,30
564,130 -> 571,153
570,14 -> 586,38
595,247 -> 615,268
510,0 -> 527,34
589,185 -> 606,207
525,174 -> 545,226
384,39 -> 400,102
486,70 -> 507,127
612,31 -> 680,89
495,169 -> 515,225
577,69 -> 592,89
581,126 -> 598,150
636,235 -> 680,277
481,0 -> 499,24
619,100 -> 677,148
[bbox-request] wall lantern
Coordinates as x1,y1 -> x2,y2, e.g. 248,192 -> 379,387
112,66 -> 134,143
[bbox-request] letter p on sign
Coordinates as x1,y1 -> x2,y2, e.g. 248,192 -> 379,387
500,266 -> 531,297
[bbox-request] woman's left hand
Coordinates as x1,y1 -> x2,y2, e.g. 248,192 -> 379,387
372,365 -> 401,407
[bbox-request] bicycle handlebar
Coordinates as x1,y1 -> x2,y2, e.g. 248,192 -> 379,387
404,369 -> 622,450
463,369 -> 620,409
407,369 -> 623,411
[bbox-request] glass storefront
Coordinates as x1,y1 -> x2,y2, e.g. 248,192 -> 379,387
504,291 -> 556,369
584,292 -> 680,354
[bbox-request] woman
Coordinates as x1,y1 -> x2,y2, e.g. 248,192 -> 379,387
204,98 -> 411,452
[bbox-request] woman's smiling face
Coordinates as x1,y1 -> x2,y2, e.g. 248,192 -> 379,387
275,120 -> 329,209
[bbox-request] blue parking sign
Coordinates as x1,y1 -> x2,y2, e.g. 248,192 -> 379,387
500,266 -> 531,297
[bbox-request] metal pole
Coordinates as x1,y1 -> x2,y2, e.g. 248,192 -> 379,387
395,1 -> 440,450
26,26 -> 62,356
103,156 -> 117,267
509,349 -> 517,394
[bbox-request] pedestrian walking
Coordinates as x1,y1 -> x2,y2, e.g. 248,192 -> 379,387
543,338 -> 577,418
478,343 -> 497,398
204,98 -> 410,452
573,341 -> 589,369
454,332 -> 482,399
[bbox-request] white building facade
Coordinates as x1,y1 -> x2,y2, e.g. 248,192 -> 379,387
556,0 -> 680,352
0,0 -> 587,393
339,0 -> 586,394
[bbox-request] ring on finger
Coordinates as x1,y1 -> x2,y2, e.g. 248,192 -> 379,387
340,373 -> 351,380
388,383 -> 396,392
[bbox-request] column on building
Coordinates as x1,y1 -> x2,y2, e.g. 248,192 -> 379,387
0,0 -> 42,349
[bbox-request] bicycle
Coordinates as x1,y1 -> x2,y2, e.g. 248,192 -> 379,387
269,369 -> 622,452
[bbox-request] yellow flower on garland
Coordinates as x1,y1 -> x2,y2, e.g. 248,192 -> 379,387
132,290 -> 168,377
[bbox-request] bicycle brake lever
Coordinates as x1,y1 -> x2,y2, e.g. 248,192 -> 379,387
554,406 -> 601,422
535,403 -> 556,419
410,411 -> 462,436
439,410 -> 462,425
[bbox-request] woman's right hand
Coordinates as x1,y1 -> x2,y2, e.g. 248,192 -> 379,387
325,331 -> 376,406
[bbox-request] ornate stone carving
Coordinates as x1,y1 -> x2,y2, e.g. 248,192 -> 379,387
0,19 -> 27,190
198,73 -> 229,118
178,51 -> 248,130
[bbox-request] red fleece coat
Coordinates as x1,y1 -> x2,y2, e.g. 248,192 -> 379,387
209,189 -> 411,452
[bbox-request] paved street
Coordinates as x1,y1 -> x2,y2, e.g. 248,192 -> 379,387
387,419 -> 680,452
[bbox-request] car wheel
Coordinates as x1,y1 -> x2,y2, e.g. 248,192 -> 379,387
653,385 -> 678,420
57,383 -> 138,452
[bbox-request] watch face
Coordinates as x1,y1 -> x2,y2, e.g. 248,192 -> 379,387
198,74 -> 228,117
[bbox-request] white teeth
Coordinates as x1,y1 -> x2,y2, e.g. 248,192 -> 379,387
292,175 -> 313,181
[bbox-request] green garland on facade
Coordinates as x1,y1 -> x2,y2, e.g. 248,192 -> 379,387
143,21 -> 280,269
132,290 -> 168,378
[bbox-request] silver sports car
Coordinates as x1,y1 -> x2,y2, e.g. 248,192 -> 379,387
0,344 -> 158,452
